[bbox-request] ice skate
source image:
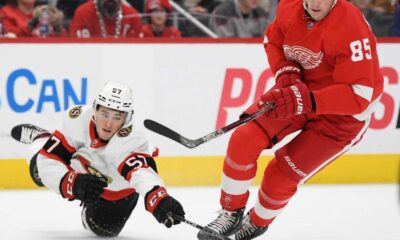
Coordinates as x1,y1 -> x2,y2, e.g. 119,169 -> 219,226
11,124 -> 50,144
197,208 -> 244,240
235,210 -> 268,240
11,124 -> 51,187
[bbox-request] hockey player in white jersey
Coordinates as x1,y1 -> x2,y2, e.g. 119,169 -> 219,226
11,82 -> 185,237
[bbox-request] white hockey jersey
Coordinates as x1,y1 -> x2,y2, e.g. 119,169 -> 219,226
36,105 -> 164,201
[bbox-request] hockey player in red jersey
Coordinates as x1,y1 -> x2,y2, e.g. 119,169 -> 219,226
198,0 -> 383,239
69,0 -> 142,38
11,82 -> 185,237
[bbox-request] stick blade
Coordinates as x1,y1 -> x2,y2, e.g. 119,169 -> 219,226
143,119 -> 198,148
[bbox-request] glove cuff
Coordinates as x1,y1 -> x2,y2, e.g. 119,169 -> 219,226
275,61 -> 302,78
60,171 -> 80,200
145,186 -> 169,213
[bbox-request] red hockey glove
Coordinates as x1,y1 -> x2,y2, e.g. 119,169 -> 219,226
145,186 -> 185,228
60,171 -> 107,203
240,61 -> 303,119
261,83 -> 315,119
274,61 -> 303,88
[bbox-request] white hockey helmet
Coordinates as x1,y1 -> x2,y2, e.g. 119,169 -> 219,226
93,81 -> 134,123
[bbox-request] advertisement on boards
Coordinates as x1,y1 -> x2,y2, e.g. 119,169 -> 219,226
0,43 -> 398,160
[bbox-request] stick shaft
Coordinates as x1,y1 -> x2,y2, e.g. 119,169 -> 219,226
144,102 -> 274,148
168,212 -> 231,240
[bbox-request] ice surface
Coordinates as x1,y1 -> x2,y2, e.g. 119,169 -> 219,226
0,185 -> 399,240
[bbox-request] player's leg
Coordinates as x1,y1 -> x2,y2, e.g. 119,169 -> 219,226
235,121 -> 367,240
11,124 -> 51,186
81,192 -> 139,237
198,112 -> 305,240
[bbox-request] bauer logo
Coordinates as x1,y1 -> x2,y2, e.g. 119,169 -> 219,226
4,68 -> 88,113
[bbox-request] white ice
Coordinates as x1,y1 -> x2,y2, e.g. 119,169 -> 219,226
0,185 -> 399,240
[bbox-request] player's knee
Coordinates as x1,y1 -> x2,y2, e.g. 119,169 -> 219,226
274,145 -> 308,182
228,121 -> 269,161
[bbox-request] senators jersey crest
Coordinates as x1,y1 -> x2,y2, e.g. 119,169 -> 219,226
69,106 -> 83,119
118,125 -> 133,137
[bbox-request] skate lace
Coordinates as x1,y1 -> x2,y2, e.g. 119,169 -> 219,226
236,215 -> 258,239
207,209 -> 238,233
20,127 -> 40,144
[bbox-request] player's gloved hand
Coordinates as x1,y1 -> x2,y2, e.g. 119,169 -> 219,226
240,61 -> 303,119
274,61 -> 303,88
145,186 -> 185,228
261,83 -> 315,119
60,172 -> 108,204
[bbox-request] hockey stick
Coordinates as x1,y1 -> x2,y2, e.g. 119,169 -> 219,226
167,212 -> 232,240
144,102 -> 275,148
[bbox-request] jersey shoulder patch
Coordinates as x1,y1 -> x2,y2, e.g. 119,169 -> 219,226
117,125 -> 133,138
68,106 -> 83,119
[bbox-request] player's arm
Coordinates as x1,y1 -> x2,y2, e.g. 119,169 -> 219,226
37,130 -> 76,194
38,130 -> 107,203
209,7 -> 236,37
264,13 -> 303,89
117,148 -> 185,228
312,28 -> 381,116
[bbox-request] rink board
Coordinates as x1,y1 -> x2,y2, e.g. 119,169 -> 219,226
1,154 -> 399,189
0,41 -> 399,188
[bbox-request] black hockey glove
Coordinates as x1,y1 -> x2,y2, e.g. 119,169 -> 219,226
60,172 -> 108,204
145,186 -> 185,228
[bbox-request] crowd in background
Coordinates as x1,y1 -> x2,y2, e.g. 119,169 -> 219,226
0,0 -> 399,38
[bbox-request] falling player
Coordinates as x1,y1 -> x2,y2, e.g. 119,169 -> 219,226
198,0 -> 383,239
11,82 -> 185,237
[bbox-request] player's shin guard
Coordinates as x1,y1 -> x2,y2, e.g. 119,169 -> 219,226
251,158 -> 298,227
220,121 -> 270,211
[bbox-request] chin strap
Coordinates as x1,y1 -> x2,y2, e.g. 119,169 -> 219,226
303,0 -> 337,21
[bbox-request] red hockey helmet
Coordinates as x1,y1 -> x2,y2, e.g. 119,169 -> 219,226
145,0 -> 173,13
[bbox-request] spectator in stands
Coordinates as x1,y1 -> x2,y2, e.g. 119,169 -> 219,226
140,0 -> 181,38
0,0 -> 65,37
370,0 -> 395,13
265,0 -> 277,23
209,0 -> 269,38
352,0 -> 393,36
391,0 -> 400,35
69,0 -> 142,38
172,0 -> 220,37
56,0 -> 87,30
185,0 -> 219,14
126,0 -> 144,13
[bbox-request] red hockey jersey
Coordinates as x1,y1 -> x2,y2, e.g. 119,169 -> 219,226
69,0 -> 142,38
264,0 -> 383,120
0,5 -> 32,36
140,24 -> 181,38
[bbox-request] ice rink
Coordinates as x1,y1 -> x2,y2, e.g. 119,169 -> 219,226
1,185 -> 399,240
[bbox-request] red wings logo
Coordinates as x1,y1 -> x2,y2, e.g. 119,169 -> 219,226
283,45 -> 323,70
